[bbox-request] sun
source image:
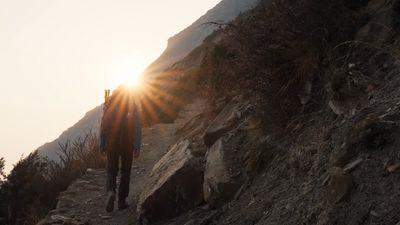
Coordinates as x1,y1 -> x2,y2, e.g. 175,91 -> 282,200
111,70 -> 145,91
121,73 -> 143,89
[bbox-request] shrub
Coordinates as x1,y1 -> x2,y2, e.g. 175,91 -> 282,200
0,130 -> 105,225
195,0 -> 370,131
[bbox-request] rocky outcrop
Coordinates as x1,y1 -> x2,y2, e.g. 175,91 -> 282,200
138,140 -> 204,223
137,97 -> 255,219
201,98 -> 255,208
203,101 -> 242,147
203,139 -> 241,208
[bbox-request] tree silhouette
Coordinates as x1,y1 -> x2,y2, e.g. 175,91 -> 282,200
0,157 -> 5,182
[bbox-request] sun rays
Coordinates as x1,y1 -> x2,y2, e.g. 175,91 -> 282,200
106,70 -> 188,127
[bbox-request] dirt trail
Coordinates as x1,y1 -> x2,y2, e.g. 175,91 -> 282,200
40,99 -> 206,225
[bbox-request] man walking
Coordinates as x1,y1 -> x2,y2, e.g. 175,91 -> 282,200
100,86 -> 141,212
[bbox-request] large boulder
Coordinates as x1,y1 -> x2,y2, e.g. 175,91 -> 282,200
138,140 -> 204,223
203,99 -> 243,147
203,139 -> 242,208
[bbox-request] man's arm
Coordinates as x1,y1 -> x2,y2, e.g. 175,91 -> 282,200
100,124 -> 107,154
100,128 -> 107,154
100,104 -> 108,154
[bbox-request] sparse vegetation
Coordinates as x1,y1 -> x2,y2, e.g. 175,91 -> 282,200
189,0 -> 389,132
0,130 -> 105,225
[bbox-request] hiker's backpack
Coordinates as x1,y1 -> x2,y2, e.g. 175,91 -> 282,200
100,92 -> 139,148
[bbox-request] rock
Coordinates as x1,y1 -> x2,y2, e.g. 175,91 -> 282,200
240,116 -> 262,131
370,210 -> 380,217
186,121 -> 208,140
322,173 -> 331,186
298,80 -> 312,105
100,215 -> 112,220
387,163 -> 400,173
50,215 -> 70,222
203,101 -> 241,147
343,158 -> 363,172
76,180 -> 91,185
62,219 -> 88,225
328,100 -> 346,115
138,140 -> 204,223
328,72 -> 367,117
316,209 -> 331,225
203,139 -> 241,208
189,137 -> 208,157
175,112 -> 206,137
36,219 -> 52,225
37,215 -> 88,225
183,219 -> 196,225
326,168 -> 353,204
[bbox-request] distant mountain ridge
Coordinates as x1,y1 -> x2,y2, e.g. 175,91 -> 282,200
145,0 -> 259,75
37,0 -> 258,160
37,106 -> 103,160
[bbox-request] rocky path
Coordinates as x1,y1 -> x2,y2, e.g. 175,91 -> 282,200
38,99 -> 205,225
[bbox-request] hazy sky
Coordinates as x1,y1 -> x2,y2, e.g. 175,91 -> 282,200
0,0 -> 221,173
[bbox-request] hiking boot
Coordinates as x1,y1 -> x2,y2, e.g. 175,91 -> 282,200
118,199 -> 128,210
105,191 -> 116,212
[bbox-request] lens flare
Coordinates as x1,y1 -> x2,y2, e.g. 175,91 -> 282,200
113,72 -> 144,91
127,74 -> 143,89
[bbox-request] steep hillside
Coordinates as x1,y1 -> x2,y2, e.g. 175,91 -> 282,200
37,106 -> 102,160
141,0 -> 400,224
36,0 -> 400,225
144,0 -> 258,75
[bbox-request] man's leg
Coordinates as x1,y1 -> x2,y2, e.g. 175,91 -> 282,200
106,148 -> 119,212
118,147 -> 133,209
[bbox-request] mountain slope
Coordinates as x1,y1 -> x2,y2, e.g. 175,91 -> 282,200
35,0 -> 400,224
37,106 -> 102,161
37,0 -> 258,160
144,0 -> 258,75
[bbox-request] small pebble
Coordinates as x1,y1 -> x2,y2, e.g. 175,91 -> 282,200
100,215 -> 112,220
370,210 -> 379,217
